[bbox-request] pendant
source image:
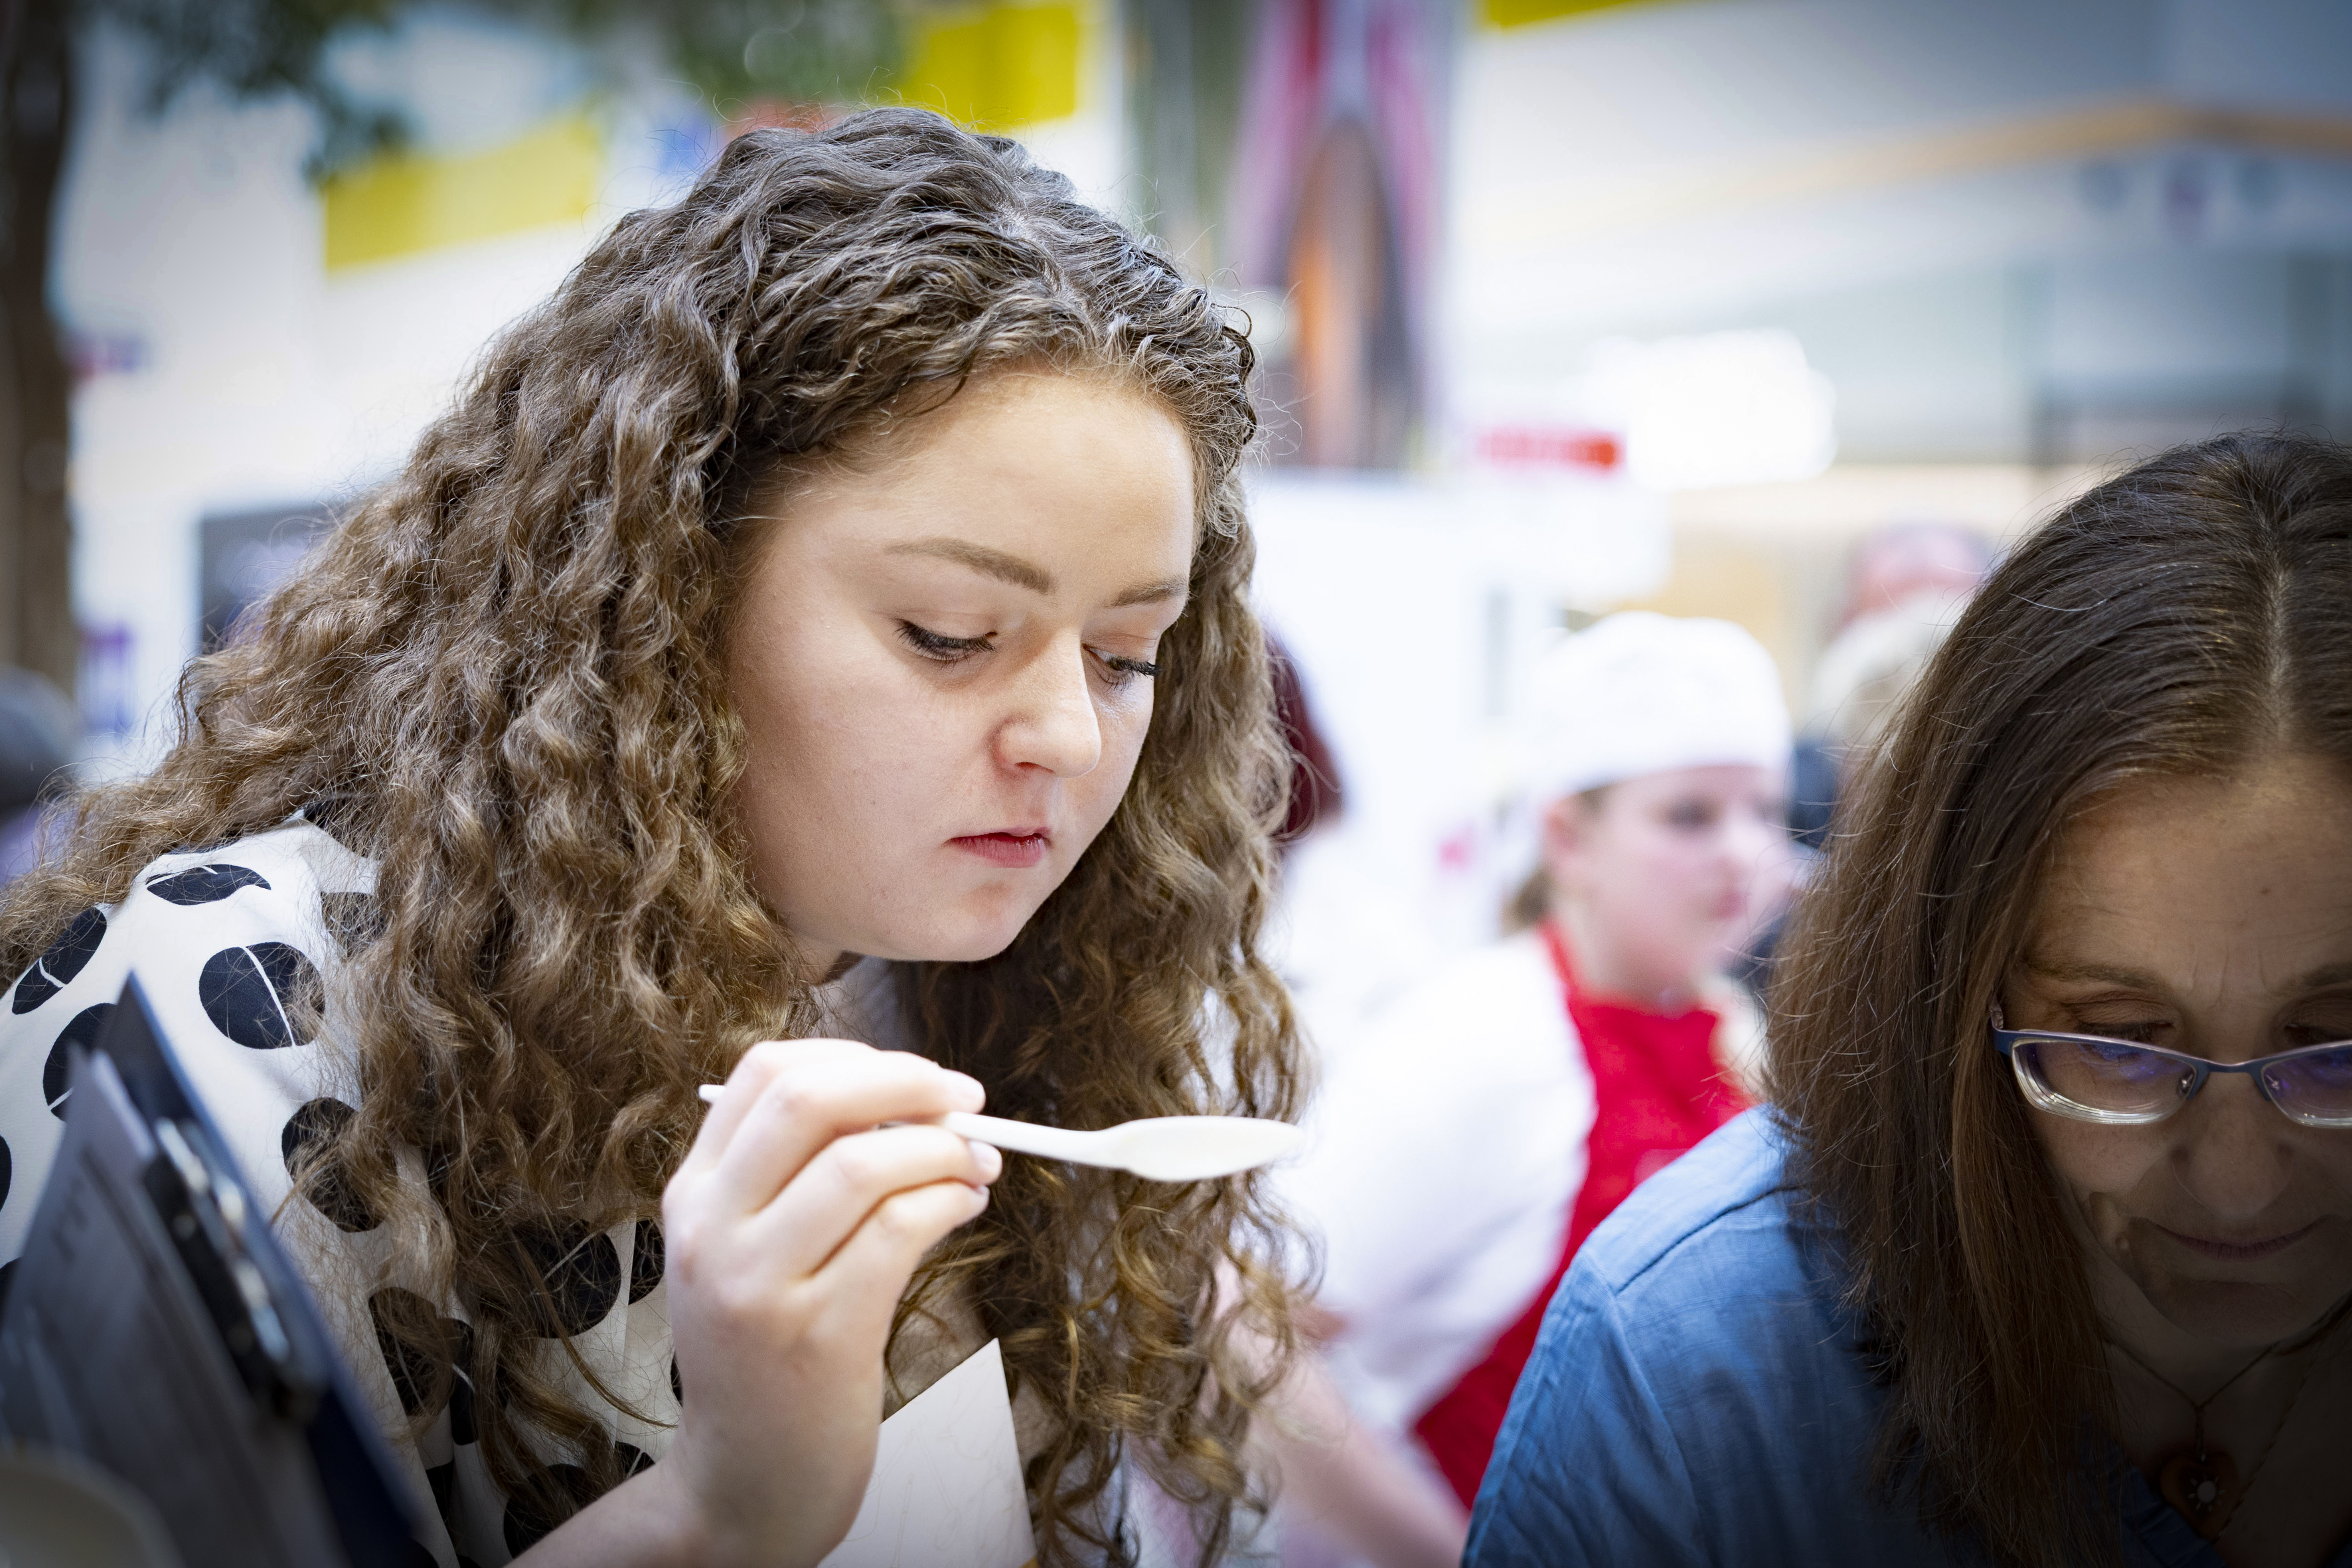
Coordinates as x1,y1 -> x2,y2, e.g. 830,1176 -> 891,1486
2157,1448 -> 2242,1540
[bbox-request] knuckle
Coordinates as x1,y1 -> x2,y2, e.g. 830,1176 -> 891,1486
873,1188 -> 948,1245
745,1038 -> 797,1069
828,1136 -> 880,1190
662,1211 -> 716,1272
708,1270 -> 781,1322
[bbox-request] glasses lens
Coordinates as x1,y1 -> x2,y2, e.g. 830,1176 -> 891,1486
2020,1036 -> 2195,1118
2262,1046 -> 2352,1125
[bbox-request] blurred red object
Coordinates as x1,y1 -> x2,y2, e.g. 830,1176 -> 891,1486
1270,635 -> 1345,847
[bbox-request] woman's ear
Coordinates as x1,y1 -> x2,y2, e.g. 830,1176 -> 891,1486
1539,793 -> 1596,894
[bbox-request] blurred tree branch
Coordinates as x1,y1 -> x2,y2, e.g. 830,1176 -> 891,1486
0,0 -> 899,696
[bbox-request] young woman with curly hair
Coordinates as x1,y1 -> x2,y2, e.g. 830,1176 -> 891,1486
0,108 -> 1302,1567
1468,433 -> 2352,1568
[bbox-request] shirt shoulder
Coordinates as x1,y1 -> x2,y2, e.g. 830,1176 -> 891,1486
0,819 -> 378,1266
1569,1107 -> 1802,1291
1468,1111 -> 1972,1567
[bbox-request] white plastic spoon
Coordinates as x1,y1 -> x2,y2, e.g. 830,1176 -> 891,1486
694,1085 -> 1302,1182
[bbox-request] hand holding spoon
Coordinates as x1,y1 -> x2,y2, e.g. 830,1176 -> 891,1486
695,1085 -> 1302,1182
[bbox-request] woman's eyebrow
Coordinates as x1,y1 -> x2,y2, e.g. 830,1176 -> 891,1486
2024,959 -> 2163,988
884,536 -> 1188,609
1110,578 -> 1189,608
2295,960 -> 2352,990
886,536 -> 1052,592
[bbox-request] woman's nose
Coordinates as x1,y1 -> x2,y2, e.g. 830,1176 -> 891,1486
2172,1074 -> 2298,1222
996,639 -> 1102,777
1719,811 -> 1780,875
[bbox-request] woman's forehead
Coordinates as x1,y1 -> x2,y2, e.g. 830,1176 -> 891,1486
2031,755 -> 2352,993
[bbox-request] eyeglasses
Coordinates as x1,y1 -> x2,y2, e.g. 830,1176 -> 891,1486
1990,1005 -> 2352,1129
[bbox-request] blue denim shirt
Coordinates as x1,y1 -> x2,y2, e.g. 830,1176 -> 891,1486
1464,1108 -> 2352,1568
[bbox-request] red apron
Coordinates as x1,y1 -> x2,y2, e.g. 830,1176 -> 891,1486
1409,921 -> 1751,1507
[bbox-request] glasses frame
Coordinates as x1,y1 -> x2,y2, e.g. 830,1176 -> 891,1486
1988,1004 -> 2352,1129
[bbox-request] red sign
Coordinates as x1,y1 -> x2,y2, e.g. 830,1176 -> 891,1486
1472,426 -> 1622,473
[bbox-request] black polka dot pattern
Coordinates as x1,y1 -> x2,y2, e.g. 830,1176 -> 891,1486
370,1288 -> 449,1417
143,863 -> 270,906
42,1004 -> 115,1119
299,794 -> 366,854
0,1134 -> 11,1210
445,1315 -> 478,1446
496,1443 -> 649,1555
11,907 -> 106,1014
514,1220 -> 622,1338
500,1464 -> 602,1555
198,941 -> 318,1050
629,1221 -> 663,1304
449,1360 -> 478,1447
0,1259 -> 17,1314
281,1099 -> 374,1231
368,1289 -> 484,1455
319,891 -> 382,957
669,1356 -> 681,1406
426,1460 -> 457,1532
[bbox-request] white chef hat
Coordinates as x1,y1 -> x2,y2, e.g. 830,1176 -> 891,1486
1522,611 -> 1792,802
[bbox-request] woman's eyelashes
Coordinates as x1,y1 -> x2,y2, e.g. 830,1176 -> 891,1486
895,619 -> 1160,684
896,619 -> 992,661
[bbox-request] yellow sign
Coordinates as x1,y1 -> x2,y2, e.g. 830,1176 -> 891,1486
901,3 -> 1083,129
323,115 -> 602,271
1482,0 -> 1682,27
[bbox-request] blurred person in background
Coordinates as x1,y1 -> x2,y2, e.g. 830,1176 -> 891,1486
1790,522 -> 1993,850
1276,611 -> 1796,1533
1469,435 -> 2352,1568
0,670 -> 78,885
1264,635 -> 1435,1060
1251,641 -> 1464,1568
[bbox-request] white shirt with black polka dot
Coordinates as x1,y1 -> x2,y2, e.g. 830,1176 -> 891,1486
0,817 -> 676,1567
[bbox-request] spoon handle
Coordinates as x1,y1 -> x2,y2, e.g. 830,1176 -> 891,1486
937,1111 -> 1115,1168
692,1086 -> 1121,1170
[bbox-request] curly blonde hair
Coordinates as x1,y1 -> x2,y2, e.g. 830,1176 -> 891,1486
1,108 -> 1302,1562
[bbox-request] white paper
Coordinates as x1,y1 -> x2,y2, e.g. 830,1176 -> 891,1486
817,1339 -> 1037,1568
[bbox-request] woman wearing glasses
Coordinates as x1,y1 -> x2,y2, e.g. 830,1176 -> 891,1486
1466,433 -> 2352,1568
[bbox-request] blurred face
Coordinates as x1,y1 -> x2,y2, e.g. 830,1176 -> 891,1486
2005,753 -> 2352,1351
1543,763 -> 1790,999
726,370 -> 1196,973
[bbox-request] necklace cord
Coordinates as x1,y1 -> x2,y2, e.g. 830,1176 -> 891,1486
2104,1289 -> 2352,1537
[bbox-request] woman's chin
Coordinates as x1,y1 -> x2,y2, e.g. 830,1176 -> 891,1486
2133,1269 -> 2349,1349
850,898 -> 1044,966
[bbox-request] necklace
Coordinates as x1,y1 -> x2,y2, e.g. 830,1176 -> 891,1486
2108,1337 -> 2274,1537
2108,1308 -> 2341,1541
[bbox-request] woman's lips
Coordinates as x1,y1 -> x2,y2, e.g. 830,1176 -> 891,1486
951,830 -> 1050,868
2156,1220 -> 2321,1263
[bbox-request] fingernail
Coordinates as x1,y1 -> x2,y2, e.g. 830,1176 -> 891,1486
946,1071 -> 984,1108
973,1142 -> 1003,1181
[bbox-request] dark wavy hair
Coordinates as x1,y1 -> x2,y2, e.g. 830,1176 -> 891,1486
0,108 -> 1302,1562
1767,431 -> 2352,1566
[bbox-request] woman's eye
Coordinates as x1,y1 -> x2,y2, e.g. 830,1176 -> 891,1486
1095,651 -> 1161,686
2285,1010 -> 2352,1048
2078,1020 -> 2167,1046
897,621 -> 992,661
1664,801 -> 1716,830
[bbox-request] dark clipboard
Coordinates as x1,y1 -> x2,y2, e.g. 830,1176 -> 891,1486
0,975 -> 423,1568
